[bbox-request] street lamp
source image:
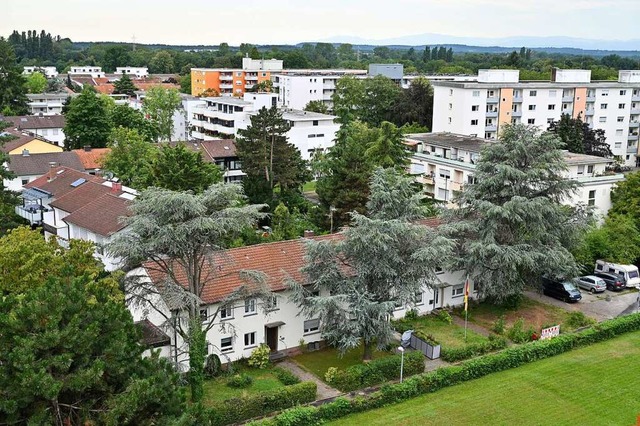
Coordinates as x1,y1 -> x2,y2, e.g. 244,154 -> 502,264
397,346 -> 405,383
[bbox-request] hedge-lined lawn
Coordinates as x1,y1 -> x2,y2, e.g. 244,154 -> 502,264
396,313 -> 489,348
201,367 -> 285,406
302,180 -> 317,192
293,345 -> 394,379
330,331 -> 640,425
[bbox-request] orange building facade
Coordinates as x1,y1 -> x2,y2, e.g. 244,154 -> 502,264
191,58 -> 283,97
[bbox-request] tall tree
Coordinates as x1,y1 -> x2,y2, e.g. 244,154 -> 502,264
446,124 -> 588,302
24,71 -> 48,94
110,104 -> 160,142
150,143 -> 222,192
0,38 -> 28,115
102,127 -> 156,189
106,184 -> 268,402
103,45 -> 131,72
392,77 -> 433,130
0,276 -> 185,425
235,106 -> 310,204
113,73 -> 138,97
365,121 -> 409,168
64,85 -> 112,149
291,168 -> 453,360
0,122 -> 27,234
332,75 -> 401,127
149,50 -> 175,74
548,114 -> 613,158
303,100 -> 329,114
142,87 -> 181,141
610,171 -> 640,230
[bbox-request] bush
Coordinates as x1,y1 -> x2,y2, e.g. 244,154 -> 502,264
226,373 -> 253,388
507,317 -> 535,344
491,315 -> 506,335
324,366 -> 338,384
436,309 -> 453,324
204,354 -> 222,378
248,344 -> 271,369
440,336 -> 508,362
273,366 -> 301,385
208,381 -> 317,425
404,308 -> 419,321
329,351 -> 424,392
565,311 -> 596,329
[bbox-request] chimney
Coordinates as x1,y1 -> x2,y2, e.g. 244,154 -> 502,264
48,162 -> 57,181
83,145 -> 92,152
303,230 -> 315,238
22,149 -> 29,156
111,182 -> 122,193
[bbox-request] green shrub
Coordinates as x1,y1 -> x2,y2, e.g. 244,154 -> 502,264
436,309 -> 453,324
324,366 -> 338,384
273,366 -> 301,385
273,406 -> 319,426
248,344 -> 271,369
208,381 -> 317,425
507,317 -> 535,344
565,311 -> 596,329
491,315 -> 506,335
226,373 -> 253,388
440,336 -> 508,362
404,308 -> 419,321
204,354 -> 222,378
413,330 -> 439,345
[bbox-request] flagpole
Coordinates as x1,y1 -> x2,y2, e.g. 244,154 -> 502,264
464,275 -> 469,340
465,307 -> 468,340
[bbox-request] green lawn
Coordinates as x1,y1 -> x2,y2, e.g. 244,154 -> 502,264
330,331 -> 640,425
303,180 -> 317,192
201,367 -> 285,406
293,345 -> 394,379
396,314 -> 489,348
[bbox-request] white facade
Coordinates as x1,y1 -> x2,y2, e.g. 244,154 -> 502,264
23,66 -> 58,79
115,67 -> 149,78
68,66 -> 105,78
433,69 -> 640,166
407,133 -> 624,218
242,57 -> 283,71
27,93 -> 73,115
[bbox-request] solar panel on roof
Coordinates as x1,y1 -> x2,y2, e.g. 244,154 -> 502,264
70,178 -> 86,187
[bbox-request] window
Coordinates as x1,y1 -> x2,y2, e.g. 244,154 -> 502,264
439,169 -> 451,179
304,318 -> 320,334
199,308 -> 208,321
244,298 -> 256,315
471,105 -> 479,112
620,90 -> 627,96
449,89 -> 453,96
312,120 -> 318,126
21,178 -> 29,185
547,118 -> 554,124
548,104 -> 555,110
452,285 -> 464,297
437,187 -> 450,201
220,305 -> 233,320
577,165 -> 585,175
470,119 -> 478,125
316,133 -> 324,137
588,190 -> 596,206
549,90 -> 557,97
448,103 -> 453,110
600,103 -> 608,109
587,165 -> 594,174
267,295 -> 278,310
244,332 -> 256,347
307,134 -> 316,138
601,90 -> 609,96
448,117 -> 452,124
235,81 -> 242,85
220,337 -> 233,352
599,117 -> 607,123
236,71 -> 242,76
617,116 -> 625,122
487,90 -> 495,97
41,129 -> 48,136
415,291 -> 423,305
435,266 -> 444,274
616,129 -> 624,136
528,105 -> 536,111
472,90 -> 480,97
529,90 -> 537,97
619,103 -> 626,109
527,118 -> 535,124
615,141 -> 622,148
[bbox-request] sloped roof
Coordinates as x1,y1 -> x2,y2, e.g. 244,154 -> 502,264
24,166 -> 104,198
50,181 -> 119,213
135,319 -> 171,348
7,151 -> 84,176
6,115 -> 65,130
63,193 -> 130,236
201,139 -> 237,159
73,147 -> 110,170
1,129 -> 37,153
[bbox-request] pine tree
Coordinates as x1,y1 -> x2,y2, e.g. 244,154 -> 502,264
113,73 -> 138,97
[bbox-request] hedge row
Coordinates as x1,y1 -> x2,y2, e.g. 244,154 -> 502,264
272,366 -> 301,385
440,335 -> 508,362
203,381 -> 317,426
328,351 -> 424,392
250,313 -> 640,426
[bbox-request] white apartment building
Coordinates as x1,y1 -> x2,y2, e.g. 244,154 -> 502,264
272,69 -> 368,111
27,93 -> 74,115
23,66 -> 58,79
191,93 -> 339,161
406,133 -> 624,218
432,69 -> 640,166
68,66 -> 105,78
115,67 -> 149,78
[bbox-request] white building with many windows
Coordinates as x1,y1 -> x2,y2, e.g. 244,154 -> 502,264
406,132 -> 624,217
23,66 -> 58,79
67,66 -> 105,78
432,69 -> 640,166
26,93 -> 74,116
115,67 -> 149,78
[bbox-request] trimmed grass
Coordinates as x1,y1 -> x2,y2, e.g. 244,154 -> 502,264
396,314 -> 489,348
293,345 -> 394,380
303,180 -> 317,192
201,367 -> 285,406
330,330 -> 640,425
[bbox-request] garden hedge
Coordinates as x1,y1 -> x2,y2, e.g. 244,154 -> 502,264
440,335 -> 508,362
249,312 -> 640,426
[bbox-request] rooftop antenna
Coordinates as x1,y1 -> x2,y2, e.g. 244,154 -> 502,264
131,34 -> 137,51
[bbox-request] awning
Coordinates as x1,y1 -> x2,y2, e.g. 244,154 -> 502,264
22,187 -> 52,201
264,321 -> 285,328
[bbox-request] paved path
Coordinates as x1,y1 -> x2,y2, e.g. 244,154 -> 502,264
278,360 -> 341,400
525,289 -> 639,321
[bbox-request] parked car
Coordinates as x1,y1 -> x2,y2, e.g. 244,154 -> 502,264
594,260 -> 640,288
575,275 -> 607,294
593,272 -> 626,291
542,277 -> 582,303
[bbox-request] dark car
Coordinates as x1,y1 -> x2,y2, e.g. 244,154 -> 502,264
542,277 -> 582,303
593,272 -> 626,291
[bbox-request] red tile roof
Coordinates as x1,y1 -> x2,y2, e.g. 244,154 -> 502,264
63,193 -> 130,236
50,181 -> 119,213
24,166 -> 104,198
72,147 -> 111,170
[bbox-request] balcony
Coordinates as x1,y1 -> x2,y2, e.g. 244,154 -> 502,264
512,95 -> 523,103
511,110 -> 522,117
631,108 -> 640,115
632,94 -> 640,102
629,133 -> 639,141
627,145 -> 637,154
485,124 -> 497,132
585,109 -> 594,116
586,95 -> 596,102
485,110 -> 498,118
486,96 -> 499,104
562,96 -> 574,103
629,122 -> 639,128
245,74 -> 258,81
219,83 -> 233,89
219,75 -> 233,81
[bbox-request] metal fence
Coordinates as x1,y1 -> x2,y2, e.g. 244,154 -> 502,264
409,334 -> 441,360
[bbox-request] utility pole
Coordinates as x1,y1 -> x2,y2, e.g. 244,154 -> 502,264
131,34 -> 137,51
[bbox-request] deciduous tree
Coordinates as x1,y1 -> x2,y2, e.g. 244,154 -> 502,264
548,113 -> 613,158
150,143 -> 222,192
142,87 -> 181,141
113,73 -> 138,97
0,38 -> 28,115
610,171 -> 640,230
24,71 -> 48,94
304,100 -> 329,114
110,104 -> 160,142
102,127 -> 156,189
64,85 -> 112,149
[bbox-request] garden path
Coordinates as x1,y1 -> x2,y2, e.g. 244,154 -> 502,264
451,315 -> 492,337
278,360 -> 342,400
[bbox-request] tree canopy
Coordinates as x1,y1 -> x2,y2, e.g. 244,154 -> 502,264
610,171 -> 640,230
142,87 -> 181,141
64,85 -> 112,149
150,143 -> 222,192
24,71 -> 48,94
0,38 -> 28,115
113,73 -> 138,96
548,113 -> 613,158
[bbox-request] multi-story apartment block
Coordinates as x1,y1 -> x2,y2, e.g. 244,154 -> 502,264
26,93 -> 74,115
23,66 -> 59,79
67,66 -> 105,78
406,132 -> 624,218
191,57 -> 283,97
115,67 -> 149,78
272,69 -> 367,111
432,69 -> 640,166
190,93 -> 338,161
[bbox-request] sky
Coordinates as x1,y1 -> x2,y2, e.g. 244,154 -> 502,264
4,0 -> 639,46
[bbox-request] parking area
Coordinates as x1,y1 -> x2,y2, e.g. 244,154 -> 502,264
526,288 -> 640,322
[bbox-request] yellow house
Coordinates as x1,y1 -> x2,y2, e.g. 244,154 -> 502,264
2,131 -> 63,155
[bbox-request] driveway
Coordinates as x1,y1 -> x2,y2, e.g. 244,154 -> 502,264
525,288 -> 640,321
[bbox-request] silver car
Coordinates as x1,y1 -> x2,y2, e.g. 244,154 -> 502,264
575,275 -> 607,294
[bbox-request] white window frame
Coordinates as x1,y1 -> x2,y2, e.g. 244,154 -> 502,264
244,332 -> 256,348
220,337 -> 233,352
244,298 -> 256,315
304,318 -> 320,334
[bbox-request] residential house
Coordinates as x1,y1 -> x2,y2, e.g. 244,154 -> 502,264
115,67 -> 149,78
23,66 -> 59,79
6,115 -> 66,146
126,220 -> 477,369
178,140 -> 245,183
406,132 -> 624,217
26,93 -> 74,115
4,151 -> 85,192
72,147 -> 111,174
0,127 -> 63,155
68,66 -> 105,78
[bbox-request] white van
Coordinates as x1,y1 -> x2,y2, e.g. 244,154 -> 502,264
594,260 -> 640,288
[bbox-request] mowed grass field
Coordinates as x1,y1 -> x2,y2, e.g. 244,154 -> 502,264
330,331 -> 640,426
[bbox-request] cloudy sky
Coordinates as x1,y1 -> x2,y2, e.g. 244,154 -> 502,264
4,0 -> 638,45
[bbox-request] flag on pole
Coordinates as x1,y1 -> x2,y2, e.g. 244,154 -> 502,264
464,276 -> 470,312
